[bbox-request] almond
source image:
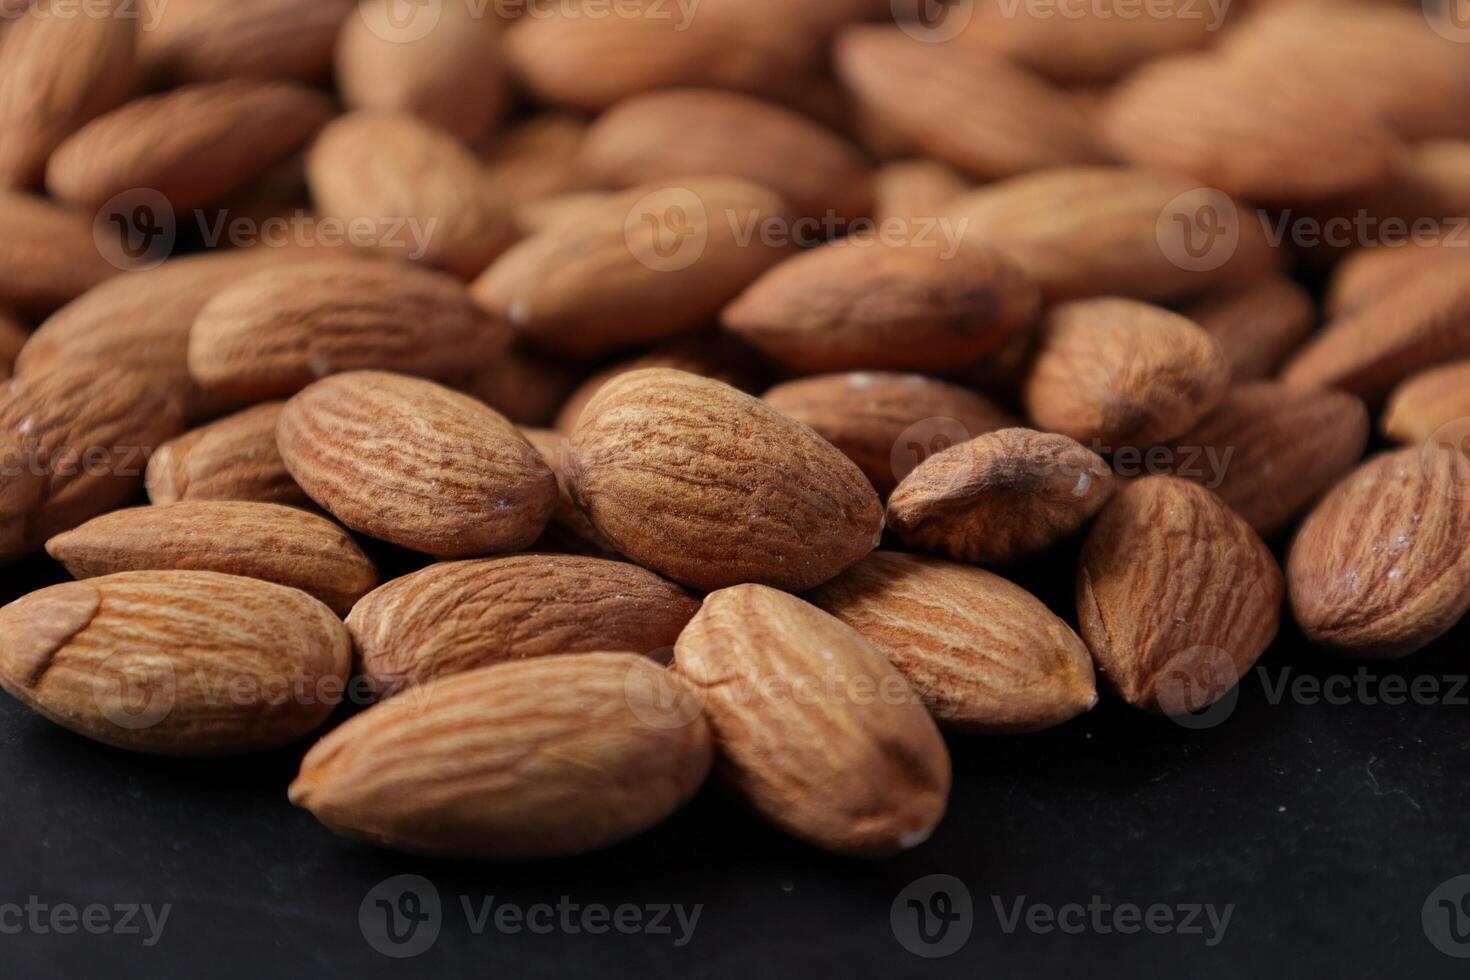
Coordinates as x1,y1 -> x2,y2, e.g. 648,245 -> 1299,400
1101,53 -> 1405,204
1382,361 -> 1470,447
47,80 -> 335,211
478,113 -> 592,203
0,311 -> 25,380
145,402 -> 309,508
139,0 -> 356,85
472,178 -> 793,357
1163,382 -> 1369,537
1,364 -> 181,563
674,584 -> 949,856
1177,276 -> 1316,383
335,0 -> 508,145
808,551 -> 1097,733
289,654 -> 714,860
1326,238 -> 1470,318
567,369 -> 884,591
834,27 -> 1100,179
277,371 -> 557,557
1078,477 -> 1283,713
1287,446 -> 1470,657
307,111 -> 515,279
454,346 -> 584,428
942,167 -> 1280,303
0,191 -> 119,317
870,159 -> 968,225
521,426 -> 618,558
347,554 -> 699,697
47,502 -> 378,615
1023,298 -> 1230,449
579,88 -> 872,222
0,0 -> 136,188
761,372 -> 1017,496
187,259 -> 510,401
888,427 -> 1115,565
722,236 -> 1040,373
0,570 -> 350,754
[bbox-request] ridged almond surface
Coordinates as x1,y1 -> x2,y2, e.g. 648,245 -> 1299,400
138,0 -> 356,85
1165,383 -> 1369,537
347,555 -> 699,697
722,236 -> 1040,373
307,111 -> 515,279
47,80 -> 335,211
567,369 -> 884,592
870,159 -> 968,224
888,427 -> 1115,565
1280,264 -> 1470,402
0,570 -> 350,754
277,371 -> 557,557
834,27 -> 1099,179
675,585 -> 948,855
0,191 -> 118,317
188,259 -> 510,400
579,88 -> 872,221
1101,53 -> 1405,204
1382,361 -> 1470,447
942,167 -> 1280,303
1177,277 -> 1316,384
1288,447 -> 1470,658
1024,299 -> 1230,448
145,402 -> 309,508
0,0 -> 136,188
1,365 -> 181,563
808,552 -> 1096,733
1077,477 -> 1283,713
762,372 -> 1017,496
47,502 -> 377,615
1326,239 -> 1470,318
289,654 -> 714,860
472,178 -> 793,357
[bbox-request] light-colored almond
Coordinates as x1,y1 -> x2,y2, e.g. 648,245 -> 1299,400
1326,238 -> 1470,318
139,0 -> 356,85
1382,360 -> 1470,447
870,159 -> 968,224
145,402 -> 309,508
1178,276 -> 1316,383
479,113 -> 592,203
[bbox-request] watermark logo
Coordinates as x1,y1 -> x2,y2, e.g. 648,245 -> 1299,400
625,187 -> 708,273
1425,0 -> 1470,43
360,875 -> 442,958
1154,645 -> 1240,730
360,0 -> 444,43
892,875 -> 973,957
622,656 -> 705,731
1156,188 -> 1240,273
890,417 -> 972,485
94,188 -> 175,272
1421,418 -> 1470,502
892,0 -> 975,42
92,652 -> 176,732
1424,875 -> 1470,957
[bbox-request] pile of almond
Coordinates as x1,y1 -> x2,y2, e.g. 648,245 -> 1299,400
1,0 -> 1468,861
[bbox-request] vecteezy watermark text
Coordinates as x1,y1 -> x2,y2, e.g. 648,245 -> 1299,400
0,898 -> 170,947
992,896 -> 1234,947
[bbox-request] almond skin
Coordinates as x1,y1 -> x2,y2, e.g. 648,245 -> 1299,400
808,551 -> 1097,733
1024,299 -> 1230,449
145,402 -> 310,508
579,88 -> 872,222
46,502 -> 378,616
1077,477 -> 1283,713
347,554 -> 699,697
722,236 -> 1040,373
139,0 -> 357,85
0,570 -> 351,755
278,371 -> 557,557
479,113 -> 592,203
0,191 -> 119,317
762,372 -> 1017,496
188,259 -> 510,401
472,178 -> 793,357
871,159 -> 968,224
289,654 -> 714,860
1164,382 -> 1369,537
674,584 -> 949,856
1382,361 -> 1470,447
521,427 -> 618,558
1326,239 -> 1470,318
0,0 -> 137,188
1287,446 -> 1470,658
47,80 -> 335,211
1178,277 -> 1316,384
454,346 -> 584,429
888,427 -> 1115,565
835,26 -> 1099,179
567,369 -> 884,592
0,311 -> 25,380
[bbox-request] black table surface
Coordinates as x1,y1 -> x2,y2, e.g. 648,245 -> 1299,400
3,541 -> 1469,980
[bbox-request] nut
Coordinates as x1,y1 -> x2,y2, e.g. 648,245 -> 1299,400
145,402 -> 310,508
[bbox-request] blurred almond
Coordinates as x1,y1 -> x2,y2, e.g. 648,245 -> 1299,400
0,310 -> 25,380
454,346 -> 584,428
145,402 -> 310,508
521,427 -> 619,557
0,191 -> 118,317
139,0 -> 356,85
479,113 -> 592,203
1326,237 -> 1470,318
1382,360 -> 1470,447
870,159 -> 968,225
1178,276 -> 1316,383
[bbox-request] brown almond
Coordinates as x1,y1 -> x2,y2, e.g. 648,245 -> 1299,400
1326,238 -> 1470,318
478,113 -> 592,203
187,259 -> 510,401
674,584 -> 949,856
568,369 -> 883,591
1178,276 -> 1316,383
0,191 -> 119,317
808,551 -> 1097,733
47,80 -> 335,211
521,427 -> 618,557
0,570 -> 350,754
722,236 -> 1040,373
1288,446 -> 1470,658
870,159 -> 968,224
472,178 -> 793,357
888,427 -> 1115,565
289,654 -> 714,860
139,0 -> 356,85
1024,298 -> 1230,449
454,346 -> 584,429
47,502 -> 377,615
0,310 -> 25,380
1382,361 -> 1470,447
1078,477 -> 1284,713
347,554 -> 699,697
762,372 -> 1018,496
277,371 -> 557,557
145,402 -> 309,508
